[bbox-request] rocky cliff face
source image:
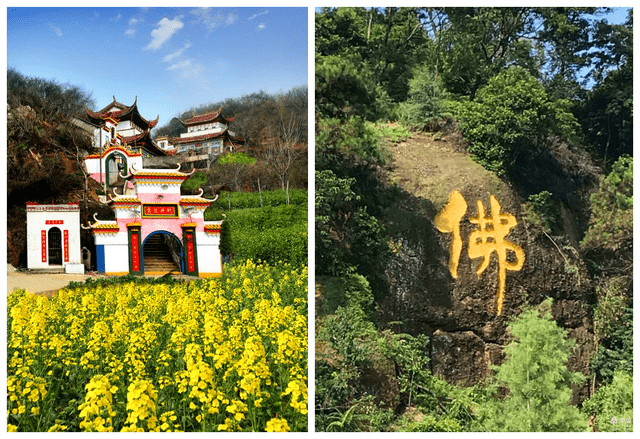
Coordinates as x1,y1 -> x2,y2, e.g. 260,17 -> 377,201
377,131 -> 601,404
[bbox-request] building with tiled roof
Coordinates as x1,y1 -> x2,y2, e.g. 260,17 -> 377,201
82,164 -> 223,277
84,96 -> 166,158
160,107 -> 244,169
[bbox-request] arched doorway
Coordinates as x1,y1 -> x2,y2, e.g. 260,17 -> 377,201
142,231 -> 183,274
105,152 -> 127,190
48,227 -> 63,265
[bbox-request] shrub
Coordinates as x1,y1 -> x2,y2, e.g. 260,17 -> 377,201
523,190 -> 560,232
181,171 -> 208,192
218,204 -> 307,266
399,65 -> 447,130
478,298 -> 587,431
581,155 -> 632,253
455,66 -> 579,176
316,116 -> 389,171
582,370 -> 633,432
217,152 -> 257,165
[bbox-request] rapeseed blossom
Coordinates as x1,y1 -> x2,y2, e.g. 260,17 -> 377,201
7,260 -> 307,432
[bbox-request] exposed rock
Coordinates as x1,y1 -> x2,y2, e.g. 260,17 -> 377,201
379,132 -> 598,403
431,330 -> 492,386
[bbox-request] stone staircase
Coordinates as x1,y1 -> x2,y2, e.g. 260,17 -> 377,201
143,234 -> 181,274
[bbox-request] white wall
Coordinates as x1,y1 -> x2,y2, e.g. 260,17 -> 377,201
26,205 -> 81,270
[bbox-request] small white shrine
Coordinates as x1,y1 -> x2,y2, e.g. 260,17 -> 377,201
82,163 -> 223,277
26,203 -> 84,273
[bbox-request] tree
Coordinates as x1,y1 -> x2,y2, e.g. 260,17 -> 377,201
315,170 -> 389,279
580,10 -> 633,165
478,299 -> 588,431
455,65 -> 579,176
214,152 -> 256,192
398,64 -> 447,129
262,112 -> 306,205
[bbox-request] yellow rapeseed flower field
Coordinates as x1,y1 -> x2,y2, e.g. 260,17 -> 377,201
7,260 -> 308,432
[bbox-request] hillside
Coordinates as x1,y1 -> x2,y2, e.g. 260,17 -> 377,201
379,127 -> 598,399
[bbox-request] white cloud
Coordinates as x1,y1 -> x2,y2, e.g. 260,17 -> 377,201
145,16 -> 184,51
48,23 -> 63,37
162,42 -> 192,63
166,59 -> 192,72
125,17 -> 143,37
191,8 -> 238,31
248,10 -> 268,20
166,58 -> 210,89
226,13 -> 238,25
256,23 -> 266,32
110,13 -> 122,22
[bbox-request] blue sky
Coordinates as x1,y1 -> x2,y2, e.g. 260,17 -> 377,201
7,7 -> 308,128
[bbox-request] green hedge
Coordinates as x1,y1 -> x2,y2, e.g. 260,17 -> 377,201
218,204 -> 308,266
210,189 -> 308,212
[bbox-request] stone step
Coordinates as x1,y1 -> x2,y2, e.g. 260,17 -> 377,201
143,235 -> 180,273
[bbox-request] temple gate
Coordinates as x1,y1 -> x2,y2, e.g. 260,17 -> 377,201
83,164 -> 223,277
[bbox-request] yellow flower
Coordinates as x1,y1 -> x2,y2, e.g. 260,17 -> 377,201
265,417 -> 290,432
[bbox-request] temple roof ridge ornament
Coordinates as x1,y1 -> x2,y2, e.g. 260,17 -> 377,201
180,189 -> 218,206
81,213 -> 119,232
105,190 -> 141,205
85,96 -> 159,129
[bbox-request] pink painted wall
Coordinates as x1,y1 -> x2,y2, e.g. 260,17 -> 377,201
116,217 -> 205,243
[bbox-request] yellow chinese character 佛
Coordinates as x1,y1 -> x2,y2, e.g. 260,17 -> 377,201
435,191 -> 524,315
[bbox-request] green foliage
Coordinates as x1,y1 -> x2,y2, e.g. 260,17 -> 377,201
316,272 -> 478,432
582,370 -> 633,432
456,66 -> 579,175
591,298 -> 632,384
319,274 -> 374,317
315,170 -> 389,280
181,171 -> 208,192
205,189 -> 307,213
393,413 -> 463,432
524,190 -> 560,232
580,10 -> 633,163
219,204 -> 307,266
316,116 -> 390,171
315,53 -> 381,120
478,299 -> 588,431
366,121 -> 412,144
581,155 -> 633,254
399,65 -> 447,130
315,7 -> 430,114
217,152 -> 257,165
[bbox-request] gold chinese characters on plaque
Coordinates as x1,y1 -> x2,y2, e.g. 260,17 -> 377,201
435,190 -> 524,315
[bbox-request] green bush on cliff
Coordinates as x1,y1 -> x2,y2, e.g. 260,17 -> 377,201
582,370 -> 633,432
477,299 -> 588,431
581,155 -> 633,254
455,66 -> 579,176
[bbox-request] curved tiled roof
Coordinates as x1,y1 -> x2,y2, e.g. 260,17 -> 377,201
168,130 -> 243,145
120,130 -> 167,157
85,96 -> 159,130
180,107 -> 232,126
